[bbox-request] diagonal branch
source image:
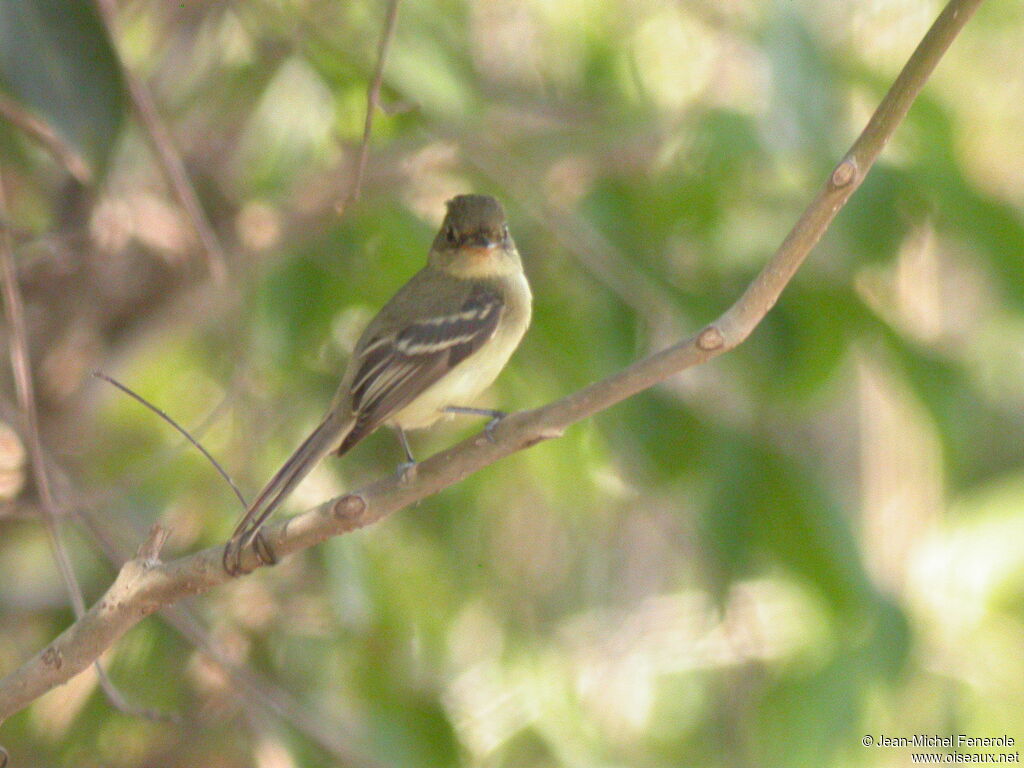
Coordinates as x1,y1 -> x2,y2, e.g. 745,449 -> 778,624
93,0 -> 229,283
0,94 -> 92,184
82,512 -> 385,768
92,371 -> 249,509
0,386 -> 383,765
0,164 -> 175,724
0,0 -> 985,725
338,0 -> 402,212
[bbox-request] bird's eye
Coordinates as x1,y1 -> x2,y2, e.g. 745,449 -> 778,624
445,225 -> 458,245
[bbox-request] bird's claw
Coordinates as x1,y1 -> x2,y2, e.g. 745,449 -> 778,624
396,460 -> 418,483
484,411 -> 507,443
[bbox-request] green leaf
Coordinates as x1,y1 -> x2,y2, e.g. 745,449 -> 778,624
754,655 -> 866,768
703,434 -> 875,613
0,0 -> 126,177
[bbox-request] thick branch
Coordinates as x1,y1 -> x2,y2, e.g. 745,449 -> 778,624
0,0 -> 984,725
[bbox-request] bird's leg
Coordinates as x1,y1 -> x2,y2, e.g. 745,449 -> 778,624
394,426 -> 418,482
444,405 -> 507,443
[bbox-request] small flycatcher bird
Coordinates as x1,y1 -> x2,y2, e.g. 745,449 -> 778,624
224,194 -> 532,573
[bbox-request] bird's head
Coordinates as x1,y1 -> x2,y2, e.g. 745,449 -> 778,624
430,194 -> 520,277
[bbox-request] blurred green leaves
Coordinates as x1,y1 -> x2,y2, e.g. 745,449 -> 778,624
703,433 -> 873,613
0,0 -> 125,177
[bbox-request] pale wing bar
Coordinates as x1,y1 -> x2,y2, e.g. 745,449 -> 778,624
336,285 -> 504,454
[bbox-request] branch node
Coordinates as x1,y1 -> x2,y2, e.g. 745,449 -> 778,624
830,158 -> 858,189
697,326 -> 725,351
41,647 -> 62,669
538,426 -> 565,441
521,426 -> 565,449
135,525 -> 171,565
332,494 -> 367,523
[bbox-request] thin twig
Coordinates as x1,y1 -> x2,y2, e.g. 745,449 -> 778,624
338,0 -> 401,212
0,163 -> 175,722
0,94 -> 92,184
93,371 -> 248,509
53,457 -> 383,767
80,508 -> 385,768
0,162 -> 87,622
74,340 -> 253,515
93,0 -> 229,283
69,426 -> 378,760
0,0 -> 986,723
13,371 -> 376,759
165,607 -> 386,768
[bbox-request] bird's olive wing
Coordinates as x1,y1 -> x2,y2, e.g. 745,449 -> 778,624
336,285 -> 504,452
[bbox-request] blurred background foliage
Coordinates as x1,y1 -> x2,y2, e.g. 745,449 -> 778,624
0,0 -> 1022,766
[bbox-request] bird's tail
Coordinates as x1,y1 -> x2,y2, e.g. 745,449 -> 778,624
230,410 -> 353,549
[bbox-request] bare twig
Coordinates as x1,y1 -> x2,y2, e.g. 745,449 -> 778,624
0,164 -> 174,722
164,608 -> 385,768
0,0 -> 985,723
338,0 -> 401,212
79,506 -> 385,768
93,0 -> 229,283
0,161 -> 88,630
0,393 -> 368,752
93,371 -> 248,509
87,371 -> 366,737
0,94 -> 92,184
4,370 -> 383,762
83,361 -> 250,515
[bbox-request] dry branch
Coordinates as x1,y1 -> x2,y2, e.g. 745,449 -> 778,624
0,94 -> 92,183
0,164 -> 175,723
94,0 -> 229,283
339,0 -> 402,212
0,0 -> 985,725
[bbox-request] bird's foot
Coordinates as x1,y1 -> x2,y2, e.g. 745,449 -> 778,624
484,411 -> 507,443
444,406 -> 507,443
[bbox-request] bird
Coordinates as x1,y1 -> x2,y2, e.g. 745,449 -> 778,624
223,194 -> 532,573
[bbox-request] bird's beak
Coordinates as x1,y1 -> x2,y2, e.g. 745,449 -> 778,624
463,233 -> 499,256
